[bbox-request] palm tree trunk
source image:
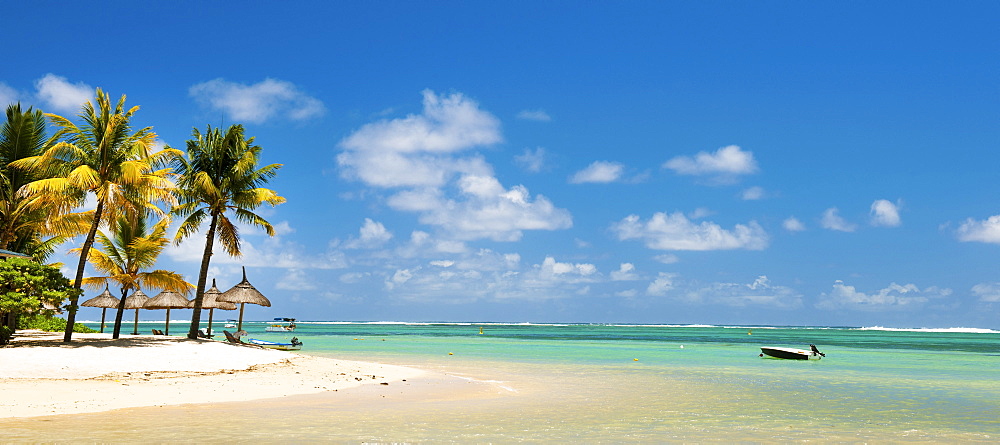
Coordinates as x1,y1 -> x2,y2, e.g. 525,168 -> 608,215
63,199 -> 104,342
187,211 -> 218,339
111,287 -> 130,339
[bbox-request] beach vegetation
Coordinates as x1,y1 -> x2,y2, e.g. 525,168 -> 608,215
16,314 -> 96,334
171,124 -> 284,340
0,257 -> 82,344
73,213 -> 193,338
11,89 -> 179,342
0,103 -> 88,261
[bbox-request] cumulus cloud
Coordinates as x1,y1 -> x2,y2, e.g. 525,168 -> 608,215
612,212 -> 768,251
971,283 -> 1000,302
870,199 -> 902,227
376,252 -> 593,302
816,280 -> 952,310
515,147 -> 547,173
189,78 -> 324,124
34,74 -> 93,113
610,263 -> 639,281
0,82 -> 19,106
688,275 -> 803,308
569,161 -> 624,184
646,272 -> 676,296
783,217 -> 806,232
274,269 -> 318,291
653,254 -> 680,264
516,109 -> 551,122
957,215 -> 1000,244
821,208 -> 857,232
663,145 -> 758,180
741,186 -> 765,200
344,218 -> 393,249
339,90 -> 572,242
341,90 -> 501,154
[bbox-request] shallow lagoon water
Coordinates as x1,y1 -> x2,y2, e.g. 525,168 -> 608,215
3,323 -> 997,442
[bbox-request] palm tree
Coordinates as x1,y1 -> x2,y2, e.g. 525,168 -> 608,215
173,124 -> 284,340
12,89 -> 178,342
75,214 -> 192,338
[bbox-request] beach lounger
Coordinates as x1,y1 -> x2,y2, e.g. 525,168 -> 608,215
151,329 -> 165,335
223,330 -> 244,344
197,329 -> 211,338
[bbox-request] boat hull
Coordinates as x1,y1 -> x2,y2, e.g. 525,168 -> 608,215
760,347 -> 821,360
247,338 -> 302,351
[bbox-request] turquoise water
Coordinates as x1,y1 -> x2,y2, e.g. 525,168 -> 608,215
5,322 -> 999,442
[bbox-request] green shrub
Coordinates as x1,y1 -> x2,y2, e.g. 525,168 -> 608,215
16,315 -> 96,334
0,325 -> 12,345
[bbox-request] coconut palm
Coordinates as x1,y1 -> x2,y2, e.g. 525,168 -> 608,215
172,124 -> 284,340
12,89 -> 178,342
0,103 -> 88,258
75,213 -> 192,338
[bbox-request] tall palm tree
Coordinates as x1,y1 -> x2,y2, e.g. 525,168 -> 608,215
75,214 -> 192,338
173,124 -> 284,340
12,89 -> 178,342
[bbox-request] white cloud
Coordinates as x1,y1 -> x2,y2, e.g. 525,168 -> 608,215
816,280 -> 952,310
539,256 -> 597,278
274,269 -> 317,291
783,217 -> 806,232
821,208 -> 857,232
688,275 -> 803,309
957,215 -> 1000,244
610,263 -> 639,281
663,145 -> 758,178
971,283 -> 1000,302
340,90 -> 501,155
870,199 -> 901,227
515,147 -> 547,173
189,78 -> 324,124
741,186 -> 765,200
0,82 -> 19,107
646,272 -> 676,296
516,109 -> 551,122
339,91 -> 572,242
653,254 -> 680,264
570,161 -> 624,184
612,212 -> 768,251
34,74 -> 93,113
344,218 -> 393,249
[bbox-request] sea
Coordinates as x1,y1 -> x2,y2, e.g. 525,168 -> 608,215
3,322 -> 998,442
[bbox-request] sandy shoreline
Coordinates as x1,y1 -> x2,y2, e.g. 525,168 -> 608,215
0,330 -> 428,418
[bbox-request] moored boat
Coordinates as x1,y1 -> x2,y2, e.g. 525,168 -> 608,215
265,317 -> 297,332
247,337 -> 303,351
760,344 -> 825,360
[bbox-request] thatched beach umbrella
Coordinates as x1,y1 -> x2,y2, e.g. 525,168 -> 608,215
144,290 -> 190,335
81,286 -> 119,333
123,290 -> 150,335
218,267 -> 271,332
188,279 -> 235,336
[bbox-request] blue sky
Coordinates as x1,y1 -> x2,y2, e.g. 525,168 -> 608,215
3,2 -> 999,327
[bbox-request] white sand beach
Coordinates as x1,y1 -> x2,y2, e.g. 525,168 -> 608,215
0,330 -> 427,418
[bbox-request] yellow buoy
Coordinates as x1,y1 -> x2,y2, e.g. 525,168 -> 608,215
448,352 -> 454,355
633,358 -> 639,361
479,327 -> 483,335
748,330 -> 752,335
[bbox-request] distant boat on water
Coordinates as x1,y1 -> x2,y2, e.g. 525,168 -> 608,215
760,345 -> 825,360
265,317 -> 297,332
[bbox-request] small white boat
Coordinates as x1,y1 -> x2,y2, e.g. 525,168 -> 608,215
760,344 -> 825,360
265,317 -> 297,332
246,337 -> 302,351
224,319 -> 237,329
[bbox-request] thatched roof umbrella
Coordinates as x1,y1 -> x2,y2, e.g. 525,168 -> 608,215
187,279 -> 235,337
123,290 -> 150,335
144,290 -> 190,335
81,286 -> 119,333
218,267 -> 271,332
